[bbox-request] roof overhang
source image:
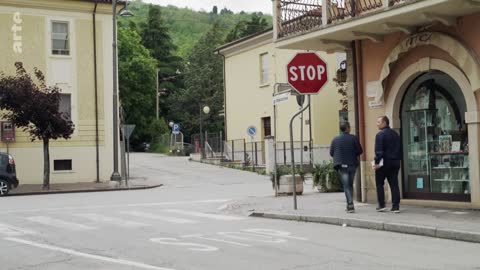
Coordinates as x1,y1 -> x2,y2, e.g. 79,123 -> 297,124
0,0 -> 126,14
216,30 -> 273,57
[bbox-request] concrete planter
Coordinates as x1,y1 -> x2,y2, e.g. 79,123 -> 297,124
277,175 -> 303,195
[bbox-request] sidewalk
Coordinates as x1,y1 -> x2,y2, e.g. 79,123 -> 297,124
9,177 -> 162,196
224,190 -> 480,244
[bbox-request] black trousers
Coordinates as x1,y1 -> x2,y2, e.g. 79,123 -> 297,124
375,161 -> 401,208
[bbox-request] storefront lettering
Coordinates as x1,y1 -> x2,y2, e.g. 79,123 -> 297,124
12,12 -> 22,54
404,32 -> 433,49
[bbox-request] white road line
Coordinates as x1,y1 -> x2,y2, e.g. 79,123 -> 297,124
163,209 -> 246,221
216,203 -> 231,210
181,234 -> 251,247
120,211 -> 198,224
73,213 -> 150,228
25,216 -> 96,231
4,237 -> 176,270
0,223 -> 36,236
3,199 -> 232,214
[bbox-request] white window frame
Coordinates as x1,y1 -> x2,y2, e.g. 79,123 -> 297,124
260,52 -> 269,87
51,20 -> 70,56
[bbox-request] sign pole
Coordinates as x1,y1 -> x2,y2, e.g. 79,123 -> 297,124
290,102 -> 309,210
251,136 -> 254,171
308,95 -> 313,165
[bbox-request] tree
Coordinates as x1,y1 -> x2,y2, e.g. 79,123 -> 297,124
225,13 -> 269,43
140,4 -> 184,118
118,25 -> 163,147
212,6 -> 218,15
0,63 -> 75,189
166,22 -> 225,139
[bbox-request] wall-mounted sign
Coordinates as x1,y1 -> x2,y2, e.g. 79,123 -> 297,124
368,100 -> 383,109
1,122 -> 15,142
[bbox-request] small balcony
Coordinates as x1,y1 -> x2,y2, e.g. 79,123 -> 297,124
274,0 -> 480,50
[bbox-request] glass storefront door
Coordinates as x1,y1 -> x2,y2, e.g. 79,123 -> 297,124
401,71 -> 470,201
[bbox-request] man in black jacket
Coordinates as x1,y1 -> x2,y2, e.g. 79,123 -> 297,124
330,122 -> 363,213
373,116 -> 402,213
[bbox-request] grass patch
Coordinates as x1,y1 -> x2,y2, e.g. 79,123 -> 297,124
150,142 -> 170,154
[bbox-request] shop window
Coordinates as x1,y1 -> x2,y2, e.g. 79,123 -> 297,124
54,160 -> 72,171
401,72 -> 469,200
52,21 -> 70,55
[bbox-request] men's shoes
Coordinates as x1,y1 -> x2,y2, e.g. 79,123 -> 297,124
376,206 -> 388,212
390,207 -> 400,214
346,205 -> 355,213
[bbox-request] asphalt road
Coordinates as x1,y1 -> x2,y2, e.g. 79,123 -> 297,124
0,153 -> 479,270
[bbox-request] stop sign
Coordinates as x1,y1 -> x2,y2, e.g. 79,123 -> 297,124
287,52 -> 328,95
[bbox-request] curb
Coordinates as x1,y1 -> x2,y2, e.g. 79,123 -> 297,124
7,184 -> 163,197
250,212 -> 480,244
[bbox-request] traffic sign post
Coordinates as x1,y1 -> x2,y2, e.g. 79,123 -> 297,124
247,126 -> 257,171
172,123 -> 181,135
286,52 -> 328,210
124,124 -> 135,186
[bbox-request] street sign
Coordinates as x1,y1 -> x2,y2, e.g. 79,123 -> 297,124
287,52 -> 328,95
247,126 -> 257,137
124,124 -> 136,140
273,92 -> 290,106
172,123 -> 181,135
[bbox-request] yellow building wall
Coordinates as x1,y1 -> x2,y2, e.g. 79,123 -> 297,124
225,42 -> 341,146
0,3 -> 115,184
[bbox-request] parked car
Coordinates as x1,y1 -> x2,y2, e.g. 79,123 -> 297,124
0,153 -> 18,196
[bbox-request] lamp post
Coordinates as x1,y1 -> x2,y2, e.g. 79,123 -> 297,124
111,0 -> 133,181
199,105 -> 210,159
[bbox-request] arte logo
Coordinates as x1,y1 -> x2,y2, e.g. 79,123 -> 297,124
12,12 -> 22,54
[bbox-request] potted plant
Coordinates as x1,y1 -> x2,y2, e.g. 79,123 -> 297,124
270,165 -> 304,195
313,161 -> 343,192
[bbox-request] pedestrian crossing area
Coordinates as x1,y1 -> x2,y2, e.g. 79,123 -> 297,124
0,208 -> 246,236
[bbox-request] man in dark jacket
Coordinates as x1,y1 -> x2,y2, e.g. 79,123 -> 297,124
373,116 -> 402,213
330,122 -> 363,213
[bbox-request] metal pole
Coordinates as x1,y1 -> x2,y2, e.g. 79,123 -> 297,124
199,106 -> 203,159
273,103 -> 278,197
110,0 -> 121,181
251,138 -> 254,171
127,133 -> 130,184
232,140 -> 235,161
156,70 -> 159,120
300,105 -> 304,169
308,95 -> 313,165
290,103 -> 309,210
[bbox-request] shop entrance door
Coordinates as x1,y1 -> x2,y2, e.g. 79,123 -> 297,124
401,71 -> 470,201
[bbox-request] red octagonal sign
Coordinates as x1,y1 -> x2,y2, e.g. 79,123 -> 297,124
287,52 -> 328,95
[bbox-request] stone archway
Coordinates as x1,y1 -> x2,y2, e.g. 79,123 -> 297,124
384,57 -> 480,206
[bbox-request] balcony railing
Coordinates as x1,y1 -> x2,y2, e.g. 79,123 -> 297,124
277,0 -> 411,39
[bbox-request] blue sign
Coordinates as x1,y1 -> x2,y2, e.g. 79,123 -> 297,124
172,123 -> 181,135
247,126 -> 257,137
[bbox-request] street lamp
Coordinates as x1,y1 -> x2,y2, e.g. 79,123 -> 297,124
199,105 -> 210,159
111,0 -> 134,181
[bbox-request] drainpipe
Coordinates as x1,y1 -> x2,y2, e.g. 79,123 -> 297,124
218,51 -> 227,141
353,40 -> 367,202
93,1 -> 100,183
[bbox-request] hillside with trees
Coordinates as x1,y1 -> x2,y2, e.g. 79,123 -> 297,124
118,1 -> 271,150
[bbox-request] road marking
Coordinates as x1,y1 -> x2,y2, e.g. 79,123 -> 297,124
3,199 -> 232,214
0,223 -> 36,236
25,216 -> 96,231
4,237 -> 176,270
216,203 -> 231,210
181,234 -> 251,247
150,237 -> 218,252
451,211 -> 469,215
242,229 -> 308,241
73,213 -> 150,228
217,232 -> 287,243
432,209 -> 450,213
163,209 -> 245,221
120,211 -> 198,224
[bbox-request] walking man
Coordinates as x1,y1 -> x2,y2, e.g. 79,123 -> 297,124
330,122 -> 363,213
372,116 -> 402,213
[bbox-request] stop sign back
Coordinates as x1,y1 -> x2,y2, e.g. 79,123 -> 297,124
287,52 -> 328,95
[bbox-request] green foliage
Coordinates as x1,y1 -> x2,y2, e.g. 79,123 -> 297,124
166,22 -> 225,139
313,161 -> 343,192
118,25 -> 159,146
150,142 -> 170,154
270,165 -> 305,189
225,13 -> 270,43
121,1 -> 271,58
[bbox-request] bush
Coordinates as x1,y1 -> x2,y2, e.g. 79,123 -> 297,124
150,142 -> 170,154
313,161 -> 343,192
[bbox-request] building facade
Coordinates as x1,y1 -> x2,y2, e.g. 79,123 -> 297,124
0,0 -> 120,184
272,0 -> 480,208
217,30 -> 345,168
